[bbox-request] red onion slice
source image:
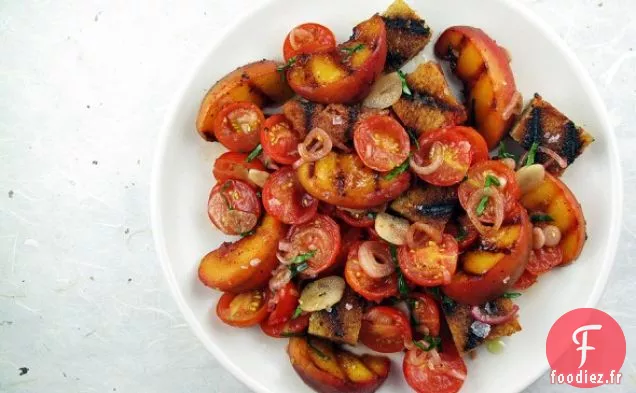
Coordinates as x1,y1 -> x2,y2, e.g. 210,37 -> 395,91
466,187 -> 505,235
269,264 -> 292,292
443,367 -> 467,381
539,146 -> 568,169
298,127 -> 333,163
406,222 -> 443,249
410,142 -> 444,176
358,241 -> 395,279
502,91 -> 522,121
471,304 -> 520,325
289,27 -> 313,50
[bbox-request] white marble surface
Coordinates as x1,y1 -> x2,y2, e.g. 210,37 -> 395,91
0,0 -> 634,392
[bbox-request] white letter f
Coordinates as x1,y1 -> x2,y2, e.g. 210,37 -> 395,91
572,324 -> 602,368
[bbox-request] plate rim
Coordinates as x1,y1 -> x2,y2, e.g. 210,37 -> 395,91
150,0 -> 623,392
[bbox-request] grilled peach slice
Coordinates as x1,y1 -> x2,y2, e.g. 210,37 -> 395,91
296,152 -> 411,209
287,337 -> 390,393
198,215 -> 287,293
443,205 -> 532,305
196,60 -> 294,141
521,173 -> 586,264
287,15 -> 387,104
435,26 -> 522,149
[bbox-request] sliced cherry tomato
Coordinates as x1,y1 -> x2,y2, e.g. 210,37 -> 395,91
444,215 -> 479,252
335,208 -> 375,228
513,269 -> 538,290
268,282 -> 301,325
360,306 -> 412,353
261,313 -> 310,338
208,180 -> 261,235
260,114 -> 301,165
409,293 -> 441,337
398,235 -> 458,287
282,215 -> 341,279
353,115 -> 410,172
458,160 -> 521,223
262,167 -> 318,224
403,347 -> 467,393
283,23 -> 337,61
214,102 -> 265,152
216,289 -> 269,328
453,126 -> 490,163
526,247 -> 563,275
344,242 -> 398,302
413,128 -> 472,186
213,151 -> 267,186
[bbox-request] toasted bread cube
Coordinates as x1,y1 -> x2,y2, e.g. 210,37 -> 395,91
389,183 -> 458,231
382,0 -> 432,71
308,288 -> 363,345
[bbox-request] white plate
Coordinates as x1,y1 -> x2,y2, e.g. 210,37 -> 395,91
151,0 -> 622,392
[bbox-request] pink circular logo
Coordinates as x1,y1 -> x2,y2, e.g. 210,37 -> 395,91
546,308 -> 626,388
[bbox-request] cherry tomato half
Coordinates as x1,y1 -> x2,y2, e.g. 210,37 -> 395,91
403,347 -> 467,393
216,289 -> 269,328
453,126 -> 490,164
213,151 -> 267,187
260,114 -> 301,165
208,180 -> 261,236
513,269 -> 538,290
360,306 -> 412,353
344,242 -> 398,302
283,23 -> 337,61
261,313 -> 310,338
526,247 -> 563,275
458,160 -> 521,223
409,293 -> 441,337
413,128 -> 472,186
398,235 -> 458,287
444,214 -> 480,252
335,208 -> 376,228
353,115 -> 410,172
214,102 -> 265,152
268,282 -> 300,325
284,214 -> 341,279
262,167 -> 318,225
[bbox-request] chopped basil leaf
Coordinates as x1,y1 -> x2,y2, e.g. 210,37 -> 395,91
405,127 -> 420,150
441,294 -> 456,311
281,331 -> 304,337
246,144 -> 263,162
502,292 -> 522,299
366,211 -> 378,220
291,306 -> 303,319
397,70 -> 412,96
385,157 -> 410,180
239,230 -> 255,238
455,224 -> 468,242
308,339 -> 329,360
498,142 -> 515,159
530,213 -> 554,223
525,141 -> 539,166
476,195 -> 489,216
429,287 -> 442,299
289,261 -> 309,278
484,174 -> 501,188
406,298 -> 419,327
291,250 -> 316,264
390,245 -> 409,297
413,336 -> 441,352
276,57 -> 297,81
341,43 -> 365,55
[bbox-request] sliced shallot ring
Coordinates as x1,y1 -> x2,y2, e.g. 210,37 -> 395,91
358,241 -> 395,279
278,240 -> 292,253
410,142 -> 444,176
466,187 -> 505,235
269,264 -> 292,292
502,91 -> 522,121
443,368 -> 467,381
471,304 -> 520,325
406,222 -> 443,249
538,146 -> 568,169
298,127 -> 333,163
362,72 -> 403,109
289,27 -> 314,51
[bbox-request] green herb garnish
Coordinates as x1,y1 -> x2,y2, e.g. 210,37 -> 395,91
246,144 -> 263,162
289,262 -> 309,278
280,331 -> 304,337
276,57 -> 297,81
530,214 -> 554,223
385,157 -> 410,180
390,245 -> 409,297
341,43 -> 365,56
291,306 -> 303,320
397,70 -> 412,96
405,127 -> 420,150
525,141 -> 539,166
455,224 -> 468,242
413,336 -> 442,352
239,230 -> 255,238
366,211 -> 378,220
498,142 -> 515,159
502,292 -> 522,299
484,174 -> 501,188
291,250 -> 316,264
406,298 -> 419,327
475,195 -> 489,216
308,339 -> 329,360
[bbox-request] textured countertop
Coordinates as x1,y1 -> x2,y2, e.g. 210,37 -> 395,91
0,0 -> 634,392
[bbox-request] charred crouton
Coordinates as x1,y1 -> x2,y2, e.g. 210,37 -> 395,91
389,184 -> 458,231
284,98 -> 387,149
308,287 -> 364,345
392,62 -> 467,135
382,0 -> 432,71
443,297 -> 522,354
510,94 -> 594,176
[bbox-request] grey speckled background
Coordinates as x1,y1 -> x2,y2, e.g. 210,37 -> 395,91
0,0 -> 634,392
